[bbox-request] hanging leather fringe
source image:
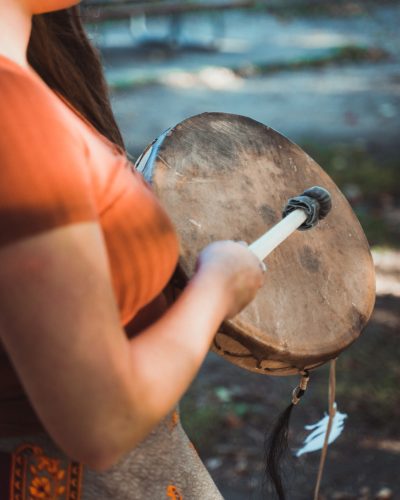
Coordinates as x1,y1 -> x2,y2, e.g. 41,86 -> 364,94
313,359 -> 337,500
264,371 -> 310,499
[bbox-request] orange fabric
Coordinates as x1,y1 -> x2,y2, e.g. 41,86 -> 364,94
166,485 -> 183,499
9,443 -> 83,500
0,54 -> 180,436
168,410 -> 180,432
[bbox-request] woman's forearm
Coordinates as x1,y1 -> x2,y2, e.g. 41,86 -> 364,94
101,270 -> 229,467
130,270 -> 228,408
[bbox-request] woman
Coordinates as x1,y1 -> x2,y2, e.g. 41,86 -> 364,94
0,1 -> 264,498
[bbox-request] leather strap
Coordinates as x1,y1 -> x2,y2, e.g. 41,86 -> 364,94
313,359 -> 337,500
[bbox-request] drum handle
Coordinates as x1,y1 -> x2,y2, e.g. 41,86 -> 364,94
249,209 -> 307,261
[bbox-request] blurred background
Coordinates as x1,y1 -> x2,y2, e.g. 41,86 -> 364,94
83,1 -> 399,498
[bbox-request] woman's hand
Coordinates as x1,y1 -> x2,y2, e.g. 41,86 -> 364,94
195,240 -> 265,319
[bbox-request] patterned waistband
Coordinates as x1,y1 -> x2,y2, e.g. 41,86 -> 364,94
0,443 -> 83,500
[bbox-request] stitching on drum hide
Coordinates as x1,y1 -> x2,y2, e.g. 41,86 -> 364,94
213,338 -> 297,374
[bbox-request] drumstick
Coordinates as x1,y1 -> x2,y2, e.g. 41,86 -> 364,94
249,186 -> 332,262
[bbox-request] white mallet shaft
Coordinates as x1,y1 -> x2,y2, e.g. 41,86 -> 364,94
249,209 -> 307,262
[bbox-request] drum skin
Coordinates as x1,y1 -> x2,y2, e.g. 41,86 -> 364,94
136,113 -> 376,376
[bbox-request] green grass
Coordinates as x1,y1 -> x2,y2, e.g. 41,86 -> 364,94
180,388 -> 253,453
107,43 -> 390,91
335,330 -> 400,430
300,141 -> 400,247
305,292 -> 400,432
301,143 -> 400,198
235,45 -> 390,78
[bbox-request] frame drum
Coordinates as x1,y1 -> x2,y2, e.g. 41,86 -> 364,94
136,113 -> 375,376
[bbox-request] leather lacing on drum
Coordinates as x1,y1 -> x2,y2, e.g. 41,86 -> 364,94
291,370 -> 310,405
212,338 -> 291,374
212,337 -> 324,374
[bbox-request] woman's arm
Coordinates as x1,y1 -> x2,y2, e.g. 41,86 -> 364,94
0,221 -> 262,471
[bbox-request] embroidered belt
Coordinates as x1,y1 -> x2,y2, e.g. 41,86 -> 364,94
0,444 -> 82,499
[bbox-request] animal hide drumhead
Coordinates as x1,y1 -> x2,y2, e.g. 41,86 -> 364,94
136,113 -> 375,376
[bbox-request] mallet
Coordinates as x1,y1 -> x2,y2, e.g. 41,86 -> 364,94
249,186 -> 332,262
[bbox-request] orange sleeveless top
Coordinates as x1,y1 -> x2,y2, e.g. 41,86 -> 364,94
0,54 -> 180,435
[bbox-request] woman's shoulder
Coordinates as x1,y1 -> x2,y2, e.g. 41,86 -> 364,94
0,55 -> 77,137
0,56 -> 98,249
0,55 -> 85,153
0,55 -> 47,105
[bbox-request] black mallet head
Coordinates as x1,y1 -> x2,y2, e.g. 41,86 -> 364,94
282,186 -> 332,231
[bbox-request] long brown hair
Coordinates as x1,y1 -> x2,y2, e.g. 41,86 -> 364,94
27,5 -> 126,153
